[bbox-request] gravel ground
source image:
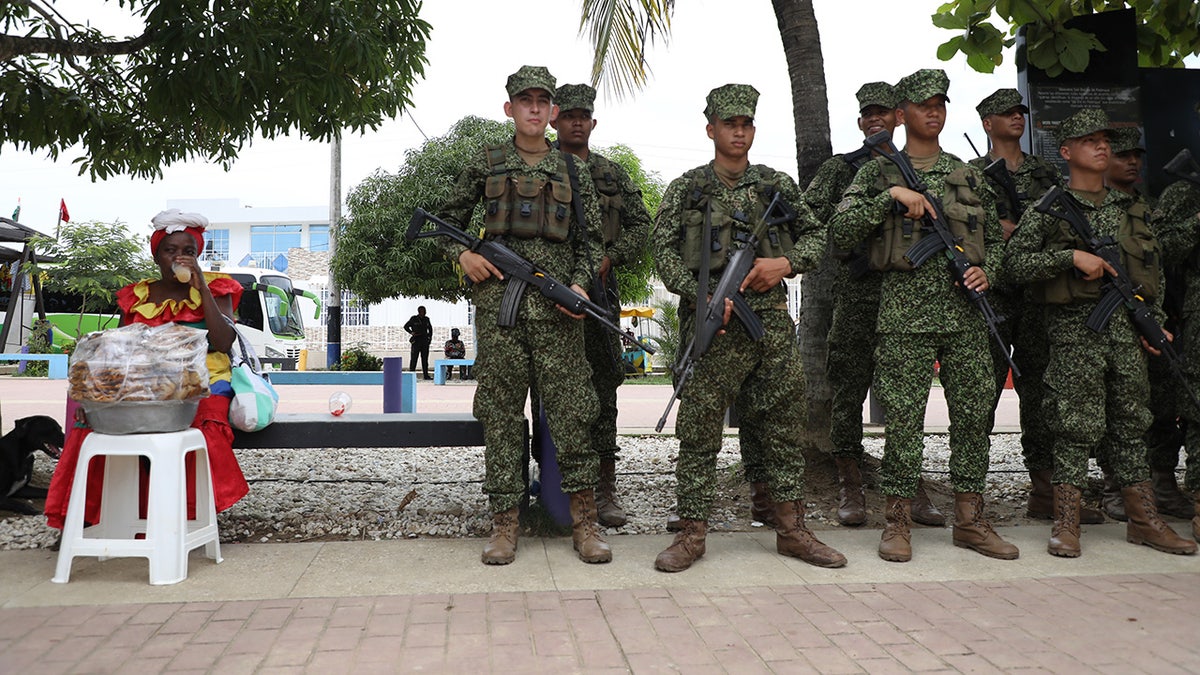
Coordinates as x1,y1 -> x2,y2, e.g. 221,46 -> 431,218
2,431 -> 1132,551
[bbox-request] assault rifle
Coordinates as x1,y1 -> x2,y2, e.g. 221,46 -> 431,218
1033,186 -> 1200,410
982,158 -> 1025,222
859,130 -> 1019,377
1164,148 -> 1200,189
840,146 -> 874,279
407,208 -> 652,354
655,193 -> 792,432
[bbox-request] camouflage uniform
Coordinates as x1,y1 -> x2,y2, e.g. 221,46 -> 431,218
436,70 -> 605,514
968,88 -> 1063,472
653,86 -> 826,521
1153,178 -> 1200,493
830,72 -> 1002,498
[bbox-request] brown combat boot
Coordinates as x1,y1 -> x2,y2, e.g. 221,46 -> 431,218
481,507 -> 519,565
1048,483 -> 1082,558
1122,482 -> 1197,555
1151,468 -> 1195,519
750,482 -> 778,528
655,519 -> 707,572
878,496 -> 912,563
952,492 -> 1019,560
1101,469 -> 1127,522
774,500 -> 846,568
596,458 -> 628,527
911,478 -> 946,527
834,458 -> 866,526
569,489 -> 612,564
1029,469 -> 1106,524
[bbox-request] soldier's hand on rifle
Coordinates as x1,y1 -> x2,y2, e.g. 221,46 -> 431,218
740,257 -> 792,293
1000,218 -> 1017,241
556,284 -> 590,320
1072,250 -> 1116,281
459,250 -> 504,283
1141,329 -> 1172,357
961,266 -> 990,293
597,256 -> 613,280
888,186 -> 935,219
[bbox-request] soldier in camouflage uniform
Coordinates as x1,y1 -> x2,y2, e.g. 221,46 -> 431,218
435,66 -> 611,566
1004,109 -> 1196,557
831,69 -> 1018,563
1151,104 -> 1200,542
550,83 -> 652,527
806,81 -> 945,528
1107,128 -> 1194,522
966,89 -> 1098,524
652,84 -> 845,572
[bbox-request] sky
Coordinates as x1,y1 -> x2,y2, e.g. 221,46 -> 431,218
2,0 -> 1043,236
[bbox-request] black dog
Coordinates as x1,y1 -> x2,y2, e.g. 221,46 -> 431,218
1,415 -> 64,515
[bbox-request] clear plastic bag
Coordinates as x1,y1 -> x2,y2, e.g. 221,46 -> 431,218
69,323 -> 210,403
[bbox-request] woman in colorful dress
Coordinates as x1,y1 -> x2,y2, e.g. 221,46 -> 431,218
44,210 -> 250,528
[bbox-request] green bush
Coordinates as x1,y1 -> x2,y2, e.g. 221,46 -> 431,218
16,319 -> 58,377
332,344 -> 383,371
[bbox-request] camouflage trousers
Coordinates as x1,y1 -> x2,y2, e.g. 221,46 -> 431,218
474,312 -> 598,513
1143,349 -> 1185,471
1045,324 -> 1151,488
673,310 -> 807,520
875,329 -> 994,496
584,316 -> 626,462
1176,308 -> 1200,492
1009,301 -> 1054,472
986,286 -> 1018,433
827,270 -> 881,461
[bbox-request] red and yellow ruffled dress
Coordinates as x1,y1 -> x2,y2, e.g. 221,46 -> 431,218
45,273 -> 250,529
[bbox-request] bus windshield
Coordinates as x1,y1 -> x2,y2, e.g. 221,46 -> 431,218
261,274 -> 305,338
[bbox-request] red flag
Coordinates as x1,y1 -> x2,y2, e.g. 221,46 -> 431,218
59,199 -> 70,222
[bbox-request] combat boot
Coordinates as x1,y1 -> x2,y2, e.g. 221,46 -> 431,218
1048,483 -> 1082,558
952,492 -> 1019,560
1101,469 -> 1127,522
750,482 -> 777,528
1029,468 -> 1105,524
481,507 -> 519,565
1151,468 -> 1195,519
1121,482 -> 1197,555
655,519 -> 707,572
596,458 -> 628,527
834,457 -> 866,526
569,489 -> 612,564
911,478 -> 946,527
775,500 -> 846,567
878,496 -> 912,563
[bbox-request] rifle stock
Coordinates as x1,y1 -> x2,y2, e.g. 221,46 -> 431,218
1164,149 -> 1200,189
407,208 -> 652,354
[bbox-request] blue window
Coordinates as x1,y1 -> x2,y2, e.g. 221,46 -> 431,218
250,225 -> 302,269
201,228 -> 229,262
309,225 -> 329,253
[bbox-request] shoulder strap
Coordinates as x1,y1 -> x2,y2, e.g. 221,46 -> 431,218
484,144 -> 507,175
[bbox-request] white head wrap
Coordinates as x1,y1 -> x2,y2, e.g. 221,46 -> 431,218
151,209 -> 209,234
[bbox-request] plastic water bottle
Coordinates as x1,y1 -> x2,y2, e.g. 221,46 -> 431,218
328,391 -> 352,417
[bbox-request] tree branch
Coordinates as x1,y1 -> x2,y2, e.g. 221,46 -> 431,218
0,31 -> 155,62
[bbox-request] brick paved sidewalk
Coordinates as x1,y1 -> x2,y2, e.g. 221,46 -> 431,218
2,573 -> 1197,673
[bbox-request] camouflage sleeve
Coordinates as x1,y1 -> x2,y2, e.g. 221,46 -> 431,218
803,156 -> 853,225
1002,210 -> 1075,285
652,175 -> 698,301
777,173 -> 826,274
971,166 -> 1005,284
605,162 -> 651,267
434,150 -> 489,262
1151,181 -> 1200,267
571,166 -> 605,288
830,159 -> 893,251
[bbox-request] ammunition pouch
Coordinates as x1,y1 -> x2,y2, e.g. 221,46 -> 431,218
481,144 -> 573,242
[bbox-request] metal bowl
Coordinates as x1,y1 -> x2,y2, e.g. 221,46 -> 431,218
81,400 -> 200,435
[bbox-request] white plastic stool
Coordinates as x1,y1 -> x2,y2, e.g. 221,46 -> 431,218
52,428 -> 222,585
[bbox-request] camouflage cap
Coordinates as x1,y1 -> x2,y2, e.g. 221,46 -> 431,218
704,84 -> 760,120
1056,108 -> 1113,145
505,65 -> 556,98
975,88 -> 1028,118
1110,126 -> 1145,154
856,82 -> 897,112
555,83 -> 595,113
896,69 -> 950,104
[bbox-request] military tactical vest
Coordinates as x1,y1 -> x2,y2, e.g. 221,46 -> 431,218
680,166 -> 795,272
589,161 -> 625,246
1033,197 -> 1160,304
481,144 -> 573,242
867,160 -> 987,272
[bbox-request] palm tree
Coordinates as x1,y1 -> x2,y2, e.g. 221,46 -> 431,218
579,0 -> 836,455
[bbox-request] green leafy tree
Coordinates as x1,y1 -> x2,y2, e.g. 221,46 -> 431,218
332,116 -> 663,306
933,1 -> 1200,75
1,1 -> 430,179
28,220 -> 157,335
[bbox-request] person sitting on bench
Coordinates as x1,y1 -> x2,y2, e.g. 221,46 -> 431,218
443,328 -> 471,380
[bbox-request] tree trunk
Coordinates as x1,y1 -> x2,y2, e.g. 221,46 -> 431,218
772,0 -> 835,458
